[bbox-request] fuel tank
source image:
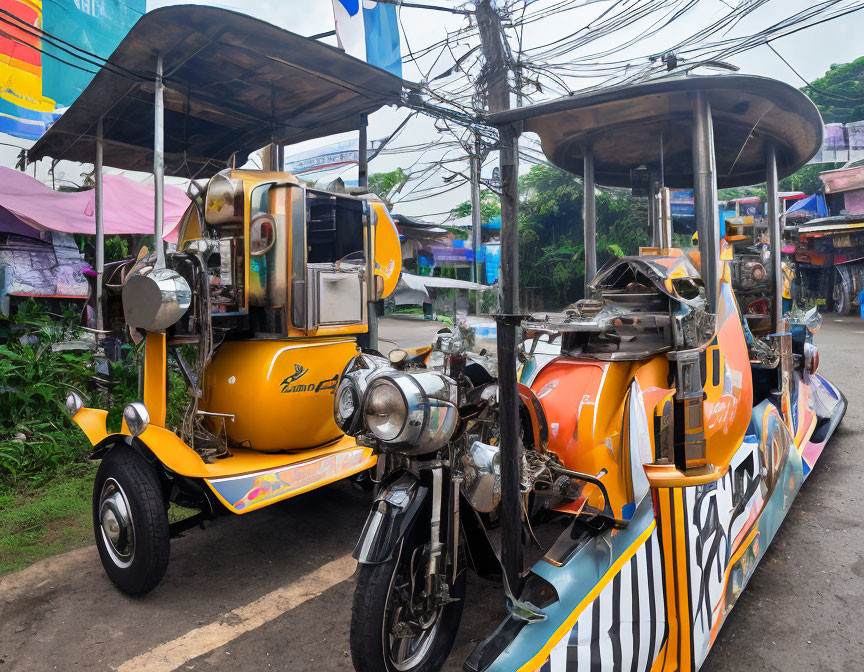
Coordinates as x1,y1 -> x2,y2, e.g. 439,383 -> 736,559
200,338 -> 358,452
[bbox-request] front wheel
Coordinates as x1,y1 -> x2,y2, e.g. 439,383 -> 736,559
93,446 -> 170,595
351,533 -> 466,672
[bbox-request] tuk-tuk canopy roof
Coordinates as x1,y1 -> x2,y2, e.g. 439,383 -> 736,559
486,74 -> 823,189
28,5 -> 404,177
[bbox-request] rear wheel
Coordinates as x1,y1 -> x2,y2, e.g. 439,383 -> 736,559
832,270 -> 851,315
93,446 -> 170,596
351,529 -> 466,672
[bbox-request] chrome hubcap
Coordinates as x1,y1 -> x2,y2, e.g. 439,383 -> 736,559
384,546 -> 442,670
99,478 -> 135,568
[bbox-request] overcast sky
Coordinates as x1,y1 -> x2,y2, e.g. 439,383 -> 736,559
4,0 -> 863,222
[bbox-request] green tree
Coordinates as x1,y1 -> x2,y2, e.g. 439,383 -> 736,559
368,167 -> 408,206
516,165 -> 649,309
779,162 -> 843,194
450,189 -> 501,223
804,56 -> 864,124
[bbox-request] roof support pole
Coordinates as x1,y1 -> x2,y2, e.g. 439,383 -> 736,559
497,120 -> 523,598
648,170 -> 658,248
95,117 -> 104,332
648,169 -> 667,249
359,113 -> 377,349
153,53 -> 165,268
691,91 -> 719,313
583,146 -> 597,289
358,113 -> 369,189
766,141 -> 781,331
660,187 -> 673,249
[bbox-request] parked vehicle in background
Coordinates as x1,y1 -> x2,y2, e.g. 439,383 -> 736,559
786,165 -> 864,314
788,216 -> 864,314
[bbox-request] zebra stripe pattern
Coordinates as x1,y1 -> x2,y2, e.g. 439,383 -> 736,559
538,530 -> 667,671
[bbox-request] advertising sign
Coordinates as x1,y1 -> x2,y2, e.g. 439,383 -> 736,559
0,0 -> 144,140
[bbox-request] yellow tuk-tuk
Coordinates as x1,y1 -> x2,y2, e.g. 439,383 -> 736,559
28,6 -> 403,595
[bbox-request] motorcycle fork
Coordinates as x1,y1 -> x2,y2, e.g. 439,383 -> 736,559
424,465 -> 444,605
449,471 -> 461,585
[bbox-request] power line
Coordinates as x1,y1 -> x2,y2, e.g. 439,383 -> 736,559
766,42 -> 864,103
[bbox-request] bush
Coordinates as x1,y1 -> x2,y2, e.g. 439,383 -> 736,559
0,303 -> 96,484
0,300 -> 192,487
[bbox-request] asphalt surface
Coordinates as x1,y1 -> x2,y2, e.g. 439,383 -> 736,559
1,316 -> 861,672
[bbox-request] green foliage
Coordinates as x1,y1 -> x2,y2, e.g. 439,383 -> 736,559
717,185 -> 763,202
0,299 -> 197,486
73,234 -> 130,265
0,302 -> 94,484
805,56 -> 864,124
368,167 -> 409,205
450,190 -> 502,223
779,162 -> 843,194
517,165 -> 649,309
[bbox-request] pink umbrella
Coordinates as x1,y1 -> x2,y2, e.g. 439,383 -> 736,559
0,166 -> 188,242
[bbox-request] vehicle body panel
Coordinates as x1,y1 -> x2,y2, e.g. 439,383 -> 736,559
199,337 -> 358,452
483,373 -> 844,672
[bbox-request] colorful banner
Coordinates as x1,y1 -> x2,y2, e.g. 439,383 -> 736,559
0,0 -> 59,139
42,0 -> 144,108
331,0 -> 401,78
0,0 -> 143,141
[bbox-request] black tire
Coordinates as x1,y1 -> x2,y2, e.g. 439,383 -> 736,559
833,271 -> 851,315
351,531 -> 466,672
92,446 -> 170,596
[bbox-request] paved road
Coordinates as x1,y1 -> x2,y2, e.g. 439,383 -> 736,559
1,317 -> 861,671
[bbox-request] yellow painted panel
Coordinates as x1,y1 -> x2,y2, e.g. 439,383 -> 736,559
134,424 -> 365,479
372,202 -> 402,299
143,332 -> 167,427
200,338 -> 358,452
73,408 -> 109,446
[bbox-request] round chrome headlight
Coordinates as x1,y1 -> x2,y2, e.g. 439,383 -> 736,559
365,379 -> 408,442
65,391 -> 84,417
123,402 -> 150,437
363,371 -> 458,455
334,377 -> 361,434
333,353 -> 392,436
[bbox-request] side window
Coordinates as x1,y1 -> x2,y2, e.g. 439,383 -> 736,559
249,184 -> 273,306
248,184 -> 288,330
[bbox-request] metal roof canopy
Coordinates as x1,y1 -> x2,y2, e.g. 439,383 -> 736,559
486,74 -> 824,190
28,5 -> 404,177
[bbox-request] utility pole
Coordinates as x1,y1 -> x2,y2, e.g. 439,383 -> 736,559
470,131 -> 482,288
476,0 -> 523,599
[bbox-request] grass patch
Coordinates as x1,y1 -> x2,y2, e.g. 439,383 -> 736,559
0,462 -> 97,575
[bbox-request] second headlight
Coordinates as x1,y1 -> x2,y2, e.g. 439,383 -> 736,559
363,371 -> 458,455
334,353 -> 391,436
